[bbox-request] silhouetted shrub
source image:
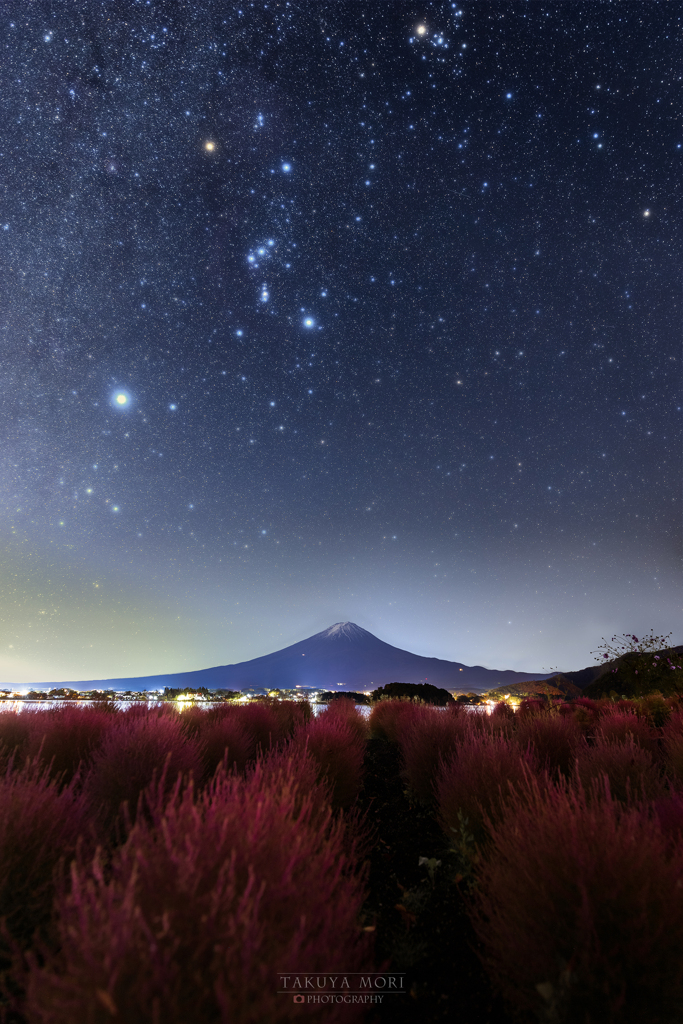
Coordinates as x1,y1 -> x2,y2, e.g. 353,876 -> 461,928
23,753 -> 373,1024
471,777 -> 683,1023
371,682 -> 454,706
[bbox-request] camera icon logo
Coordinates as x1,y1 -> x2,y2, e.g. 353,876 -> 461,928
293,995 -> 305,1003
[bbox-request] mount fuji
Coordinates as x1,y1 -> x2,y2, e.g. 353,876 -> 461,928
21,622 -> 555,693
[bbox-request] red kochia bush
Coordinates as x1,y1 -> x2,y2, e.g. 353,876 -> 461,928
574,735 -> 665,805
399,707 -> 472,803
321,698 -> 369,743
199,715 -> 256,780
295,713 -> 366,809
23,751 -> 373,1024
261,698 -> 312,738
368,698 -> 423,742
515,711 -> 583,778
660,711 -> 683,784
82,711 -> 203,836
0,710 -> 38,769
560,696 -> 603,733
25,706 -> 113,782
595,710 -> 657,754
0,761 -> 90,954
436,731 -> 539,845
231,702 -> 287,752
516,697 -> 546,718
471,777 -> 683,1023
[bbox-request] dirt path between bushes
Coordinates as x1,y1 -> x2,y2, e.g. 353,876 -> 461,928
357,737 -> 518,1024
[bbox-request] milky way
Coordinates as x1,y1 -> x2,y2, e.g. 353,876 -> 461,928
0,2 -> 680,684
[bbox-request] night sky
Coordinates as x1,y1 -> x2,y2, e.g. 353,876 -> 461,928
1,1 -> 680,686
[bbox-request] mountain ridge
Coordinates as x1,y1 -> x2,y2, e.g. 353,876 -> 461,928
11,621 -> 555,693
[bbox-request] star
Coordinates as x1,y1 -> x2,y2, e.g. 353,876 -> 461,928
204,140 -> 216,152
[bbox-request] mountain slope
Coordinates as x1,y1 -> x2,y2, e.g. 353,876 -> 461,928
17,622 -> 555,693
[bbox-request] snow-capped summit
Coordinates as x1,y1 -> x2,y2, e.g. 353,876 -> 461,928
320,622 -> 369,641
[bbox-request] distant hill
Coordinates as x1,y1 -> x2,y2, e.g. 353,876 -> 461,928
560,646 -> 683,692
484,674 -> 584,701
14,622 -> 555,693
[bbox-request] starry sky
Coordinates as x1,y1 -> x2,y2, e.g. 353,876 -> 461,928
1,1 -> 680,686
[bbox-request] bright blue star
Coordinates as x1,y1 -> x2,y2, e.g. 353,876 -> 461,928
282,163 -> 291,172
303,317 -> 315,328
111,390 -> 132,409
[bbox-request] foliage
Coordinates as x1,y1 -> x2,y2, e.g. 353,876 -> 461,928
367,698 -> 423,743
24,706 -> 113,783
574,735 -> 666,805
586,631 -> 683,698
82,712 -> 203,839
515,711 -> 583,778
435,731 -> 540,846
370,682 -> 455,706
294,713 -> 366,810
0,761 -> 91,956
399,706 -> 472,803
470,777 -> 683,1023
22,753 -> 373,1024
593,710 -> 657,755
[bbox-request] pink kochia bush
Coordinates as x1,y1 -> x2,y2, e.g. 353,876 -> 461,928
295,710 -> 366,809
191,700 -> 313,781
368,698 -> 424,743
82,710 -> 203,836
471,777 -> 683,1024
24,706 -> 114,782
0,711 -> 35,769
23,748 -> 373,1024
399,706 -> 471,803
436,730 -> 539,845
574,734 -> 665,804
321,697 -> 370,743
659,710 -> 683,784
198,714 -> 255,779
515,711 -> 583,778
594,709 -> 657,754
0,761 -> 90,954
